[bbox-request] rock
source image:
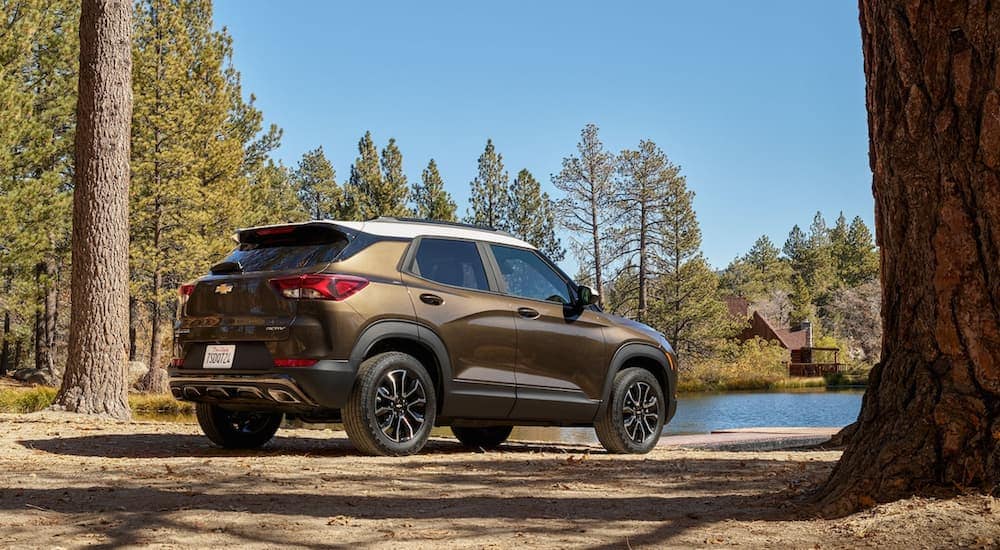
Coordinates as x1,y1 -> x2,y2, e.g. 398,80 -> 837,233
11,368 -> 53,386
128,361 -> 149,388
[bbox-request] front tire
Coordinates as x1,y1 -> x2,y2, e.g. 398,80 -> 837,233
342,352 -> 437,456
451,425 -> 513,450
196,403 -> 282,449
594,368 -> 665,454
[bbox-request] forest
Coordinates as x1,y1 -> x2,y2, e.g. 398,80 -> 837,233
0,0 -> 879,392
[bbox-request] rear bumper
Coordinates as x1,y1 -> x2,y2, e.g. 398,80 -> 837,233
168,359 -> 357,411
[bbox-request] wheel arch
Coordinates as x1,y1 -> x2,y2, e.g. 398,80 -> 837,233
349,320 -> 453,412
596,342 -> 676,417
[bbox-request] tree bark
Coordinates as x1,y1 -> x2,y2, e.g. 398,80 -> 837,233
818,0 -> 1000,515
54,0 -> 132,420
33,260 -> 57,377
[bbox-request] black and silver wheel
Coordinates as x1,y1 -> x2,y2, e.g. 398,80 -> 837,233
196,403 -> 283,449
342,352 -> 437,456
594,367 -> 665,454
451,425 -> 513,450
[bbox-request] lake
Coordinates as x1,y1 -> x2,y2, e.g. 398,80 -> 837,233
509,389 -> 864,445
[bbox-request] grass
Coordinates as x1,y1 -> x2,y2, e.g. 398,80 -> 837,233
0,386 -> 194,416
677,376 -> 828,393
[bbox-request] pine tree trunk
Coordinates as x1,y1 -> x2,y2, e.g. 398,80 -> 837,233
817,0 -> 1000,515
1,268 -> 10,377
33,260 -> 57,377
128,295 -> 137,361
54,0 -> 132,420
637,202 -> 648,323
591,194 -> 603,301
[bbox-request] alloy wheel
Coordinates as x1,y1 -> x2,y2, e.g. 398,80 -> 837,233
622,381 -> 660,444
374,368 -> 427,443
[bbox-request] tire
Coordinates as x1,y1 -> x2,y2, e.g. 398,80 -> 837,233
196,403 -> 282,449
451,425 -> 513,450
594,367 -> 666,454
342,352 -> 437,456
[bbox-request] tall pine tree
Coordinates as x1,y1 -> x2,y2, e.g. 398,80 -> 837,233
131,0 -> 264,387
466,138 -> 509,230
293,146 -> 343,219
376,137 -> 411,217
508,169 -> 564,261
552,124 -> 616,294
411,159 -> 456,221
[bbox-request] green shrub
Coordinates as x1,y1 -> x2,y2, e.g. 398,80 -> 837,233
0,387 -> 57,413
0,386 -> 194,416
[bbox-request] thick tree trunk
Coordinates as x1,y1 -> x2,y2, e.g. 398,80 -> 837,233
818,0 -> 1000,515
54,0 -> 132,420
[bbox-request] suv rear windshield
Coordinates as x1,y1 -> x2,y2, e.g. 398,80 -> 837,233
221,225 -> 349,272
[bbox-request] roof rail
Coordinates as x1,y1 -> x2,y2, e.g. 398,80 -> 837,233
368,216 -> 512,236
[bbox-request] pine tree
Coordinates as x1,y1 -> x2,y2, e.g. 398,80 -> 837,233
839,216 -> 879,287
789,273 -> 813,325
345,131 -> 382,219
411,159 -> 456,221
806,211 -> 837,297
613,140 -> 674,323
721,235 -> 792,300
345,132 -> 410,219
466,138 -> 509,230
508,169 -> 564,261
247,160 -> 309,225
131,0 -> 262,387
0,0 -> 78,378
645,145 -> 732,358
293,146 -> 342,219
375,138 -> 411,217
552,124 -> 616,294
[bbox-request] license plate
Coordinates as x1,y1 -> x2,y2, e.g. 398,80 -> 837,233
203,345 -> 236,369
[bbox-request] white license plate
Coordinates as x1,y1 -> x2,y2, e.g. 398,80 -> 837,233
203,345 -> 236,369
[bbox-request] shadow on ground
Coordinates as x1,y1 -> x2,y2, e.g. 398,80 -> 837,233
8,431 -> 838,548
20,433 -> 594,458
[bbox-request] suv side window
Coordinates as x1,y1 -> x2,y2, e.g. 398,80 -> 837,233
490,245 -> 572,304
412,238 -> 490,291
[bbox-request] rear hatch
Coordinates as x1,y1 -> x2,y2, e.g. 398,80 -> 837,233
178,223 -> 349,348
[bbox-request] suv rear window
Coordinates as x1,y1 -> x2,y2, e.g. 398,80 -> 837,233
222,225 -> 349,272
412,238 -> 489,291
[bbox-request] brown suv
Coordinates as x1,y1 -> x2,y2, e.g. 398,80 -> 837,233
169,218 -> 677,455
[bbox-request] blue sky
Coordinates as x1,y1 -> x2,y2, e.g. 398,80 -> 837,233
214,1 -> 871,270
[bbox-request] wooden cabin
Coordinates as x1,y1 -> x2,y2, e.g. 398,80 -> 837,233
725,296 -> 842,377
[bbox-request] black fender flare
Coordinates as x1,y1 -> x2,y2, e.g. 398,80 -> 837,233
596,342 -> 676,417
348,319 -> 454,396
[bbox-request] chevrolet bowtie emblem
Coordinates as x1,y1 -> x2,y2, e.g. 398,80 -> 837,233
215,283 -> 234,295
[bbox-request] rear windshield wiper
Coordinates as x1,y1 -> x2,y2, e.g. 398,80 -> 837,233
210,260 -> 244,275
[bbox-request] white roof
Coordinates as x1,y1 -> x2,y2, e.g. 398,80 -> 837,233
334,219 -> 535,249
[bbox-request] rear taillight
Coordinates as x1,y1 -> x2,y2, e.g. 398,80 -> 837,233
273,358 -> 318,368
269,274 -> 369,301
177,283 -> 195,314
170,358 -> 184,367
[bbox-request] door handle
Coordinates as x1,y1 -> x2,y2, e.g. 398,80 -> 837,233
517,307 -> 540,319
420,293 -> 444,306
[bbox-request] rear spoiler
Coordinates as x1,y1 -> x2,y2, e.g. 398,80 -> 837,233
235,222 -> 349,247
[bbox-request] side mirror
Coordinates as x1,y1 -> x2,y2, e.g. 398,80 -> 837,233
577,285 -> 599,307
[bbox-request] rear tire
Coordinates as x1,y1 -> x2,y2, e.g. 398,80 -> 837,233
342,352 -> 437,456
451,425 -> 513,450
196,403 -> 282,449
594,368 -> 665,454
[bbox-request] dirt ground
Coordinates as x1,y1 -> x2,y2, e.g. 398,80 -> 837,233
1,412 -> 997,549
